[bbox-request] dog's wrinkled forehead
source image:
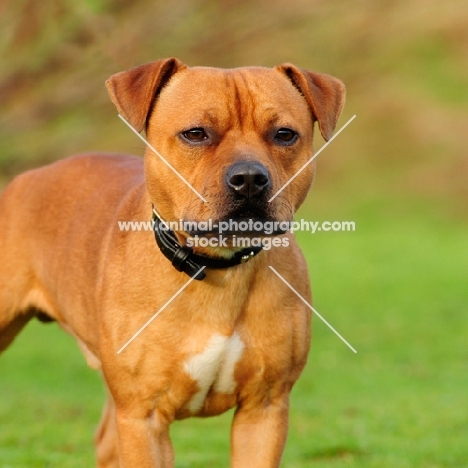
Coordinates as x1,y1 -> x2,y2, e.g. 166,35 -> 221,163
155,67 -> 311,131
160,67 -> 307,113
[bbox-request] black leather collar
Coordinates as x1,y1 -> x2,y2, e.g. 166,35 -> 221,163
152,207 -> 263,281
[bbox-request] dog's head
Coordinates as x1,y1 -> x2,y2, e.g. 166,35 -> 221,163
106,58 -> 345,239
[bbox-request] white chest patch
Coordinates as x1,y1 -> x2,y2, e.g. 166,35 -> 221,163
184,332 -> 245,413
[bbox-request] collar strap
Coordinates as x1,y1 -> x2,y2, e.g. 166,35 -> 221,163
152,208 -> 263,281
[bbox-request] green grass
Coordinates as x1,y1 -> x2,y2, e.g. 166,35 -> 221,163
1,206 -> 467,467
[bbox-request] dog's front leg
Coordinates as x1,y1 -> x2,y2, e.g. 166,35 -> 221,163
230,394 -> 290,468
115,409 -> 174,468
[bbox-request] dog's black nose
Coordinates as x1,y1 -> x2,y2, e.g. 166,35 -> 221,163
225,162 -> 270,199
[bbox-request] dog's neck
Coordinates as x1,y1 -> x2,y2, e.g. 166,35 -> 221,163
151,207 -> 262,281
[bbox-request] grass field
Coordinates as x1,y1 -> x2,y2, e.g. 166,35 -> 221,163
1,199 -> 467,468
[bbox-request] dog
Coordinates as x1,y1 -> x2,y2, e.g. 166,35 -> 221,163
0,58 -> 345,467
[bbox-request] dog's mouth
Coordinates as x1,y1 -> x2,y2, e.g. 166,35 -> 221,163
176,197 -> 294,240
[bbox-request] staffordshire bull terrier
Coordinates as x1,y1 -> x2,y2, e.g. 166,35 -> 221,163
0,58 -> 345,467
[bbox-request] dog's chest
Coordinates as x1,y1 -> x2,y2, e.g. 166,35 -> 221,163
183,332 -> 245,414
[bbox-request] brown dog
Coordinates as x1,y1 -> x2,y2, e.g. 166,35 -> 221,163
0,58 -> 345,467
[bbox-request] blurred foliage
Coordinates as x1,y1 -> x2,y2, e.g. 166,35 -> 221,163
0,0 -> 467,217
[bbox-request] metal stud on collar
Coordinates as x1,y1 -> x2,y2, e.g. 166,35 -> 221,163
240,251 -> 255,263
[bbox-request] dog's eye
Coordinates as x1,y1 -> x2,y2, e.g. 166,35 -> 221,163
274,128 -> 298,144
182,128 -> 208,142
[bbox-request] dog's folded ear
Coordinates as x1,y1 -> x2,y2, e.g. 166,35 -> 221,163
106,58 -> 187,132
276,63 -> 346,141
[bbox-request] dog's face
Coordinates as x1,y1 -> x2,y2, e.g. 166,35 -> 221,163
106,58 -> 345,237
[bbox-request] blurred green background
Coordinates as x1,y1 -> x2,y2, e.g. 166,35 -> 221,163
0,0 -> 467,467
